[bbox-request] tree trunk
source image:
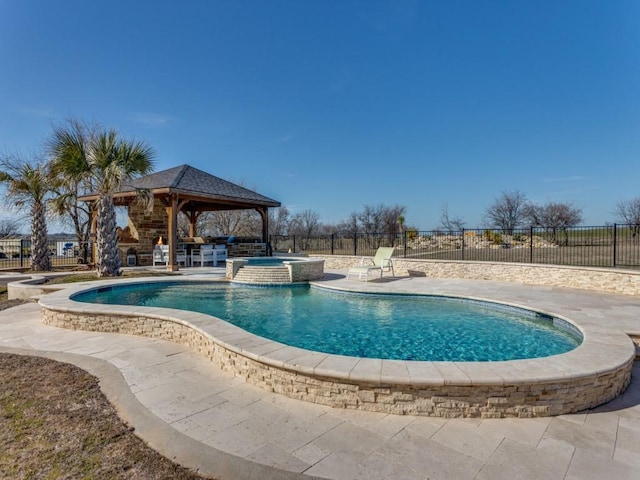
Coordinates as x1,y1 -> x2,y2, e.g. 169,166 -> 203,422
30,201 -> 51,272
96,194 -> 121,277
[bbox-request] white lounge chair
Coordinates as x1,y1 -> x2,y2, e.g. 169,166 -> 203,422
347,247 -> 395,281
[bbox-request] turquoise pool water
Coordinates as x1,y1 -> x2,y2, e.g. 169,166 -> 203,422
240,257 -> 303,266
73,282 -> 581,361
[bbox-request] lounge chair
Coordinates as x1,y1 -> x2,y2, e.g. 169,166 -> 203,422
347,247 -> 395,281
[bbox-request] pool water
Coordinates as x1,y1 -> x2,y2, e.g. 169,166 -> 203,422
241,257 -> 303,266
73,282 -> 581,362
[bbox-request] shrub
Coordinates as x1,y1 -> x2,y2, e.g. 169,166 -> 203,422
406,229 -> 419,240
483,229 -> 503,244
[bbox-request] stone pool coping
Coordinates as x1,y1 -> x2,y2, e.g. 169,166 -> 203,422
38,276 -> 635,418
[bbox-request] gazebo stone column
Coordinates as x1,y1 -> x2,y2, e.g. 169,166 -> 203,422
125,201 -> 168,265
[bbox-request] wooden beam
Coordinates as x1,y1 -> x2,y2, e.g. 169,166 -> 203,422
166,194 -> 179,271
256,207 -> 269,248
186,210 -> 201,238
177,199 -> 190,211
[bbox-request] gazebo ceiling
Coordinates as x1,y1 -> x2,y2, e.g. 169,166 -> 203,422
79,164 -> 281,212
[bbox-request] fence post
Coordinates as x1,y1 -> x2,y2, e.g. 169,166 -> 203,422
403,231 -> 407,258
461,228 -> 465,260
330,233 -> 334,255
613,224 -> 617,267
530,227 -> 534,263
354,233 -> 357,256
293,235 -> 296,254
20,239 -> 24,268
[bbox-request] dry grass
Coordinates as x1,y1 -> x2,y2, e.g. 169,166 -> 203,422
45,269 -> 180,284
0,353 -> 214,479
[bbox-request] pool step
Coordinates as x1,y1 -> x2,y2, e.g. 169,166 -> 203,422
232,266 -> 291,284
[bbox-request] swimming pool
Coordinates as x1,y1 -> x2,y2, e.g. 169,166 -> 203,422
39,276 -> 634,418
242,257 -> 304,266
73,282 -> 580,362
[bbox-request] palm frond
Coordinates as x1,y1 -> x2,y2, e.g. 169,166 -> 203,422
132,187 -> 155,215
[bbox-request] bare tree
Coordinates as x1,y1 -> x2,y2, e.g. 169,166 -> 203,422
357,204 -> 384,234
176,211 -> 197,238
288,209 -> 322,250
615,197 -> 640,239
268,206 -> 290,237
0,219 -> 22,238
200,209 -> 260,237
267,206 -> 290,251
319,223 -> 339,235
439,204 -> 465,234
356,204 -> 406,247
336,212 -> 359,236
381,205 -> 405,238
484,191 -> 529,234
524,201 -> 583,245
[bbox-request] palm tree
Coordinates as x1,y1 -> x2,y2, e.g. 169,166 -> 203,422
47,119 -> 95,264
89,130 -> 155,277
0,154 -> 53,271
49,123 -> 155,277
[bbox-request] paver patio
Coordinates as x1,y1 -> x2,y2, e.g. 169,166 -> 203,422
1,270 -> 639,479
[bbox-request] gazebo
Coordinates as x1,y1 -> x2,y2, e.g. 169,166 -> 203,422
80,164 -> 281,270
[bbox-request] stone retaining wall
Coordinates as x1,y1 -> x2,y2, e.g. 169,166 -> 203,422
229,243 -> 267,257
40,305 -> 633,418
315,256 -> 640,296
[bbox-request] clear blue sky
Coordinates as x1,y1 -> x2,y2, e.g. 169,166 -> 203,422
1,1 -> 639,230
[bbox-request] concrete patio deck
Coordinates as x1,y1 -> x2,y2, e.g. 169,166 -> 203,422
1,269 -> 640,479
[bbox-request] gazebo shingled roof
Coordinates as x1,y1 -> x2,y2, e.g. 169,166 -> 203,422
81,164 -> 280,209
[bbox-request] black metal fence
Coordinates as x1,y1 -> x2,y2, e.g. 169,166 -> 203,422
271,224 -> 640,268
0,238 -> 90,270
3,225 -> 640,270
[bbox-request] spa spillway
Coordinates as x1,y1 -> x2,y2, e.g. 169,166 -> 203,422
226,257 -> 325,284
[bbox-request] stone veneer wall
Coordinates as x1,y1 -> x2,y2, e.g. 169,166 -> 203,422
40,306 -> 633,418
226,259 -> 248,279
119,202 -> 168,266
288,259 -> 324,282
315,256 -> 640,296
228,243 -> 267,257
